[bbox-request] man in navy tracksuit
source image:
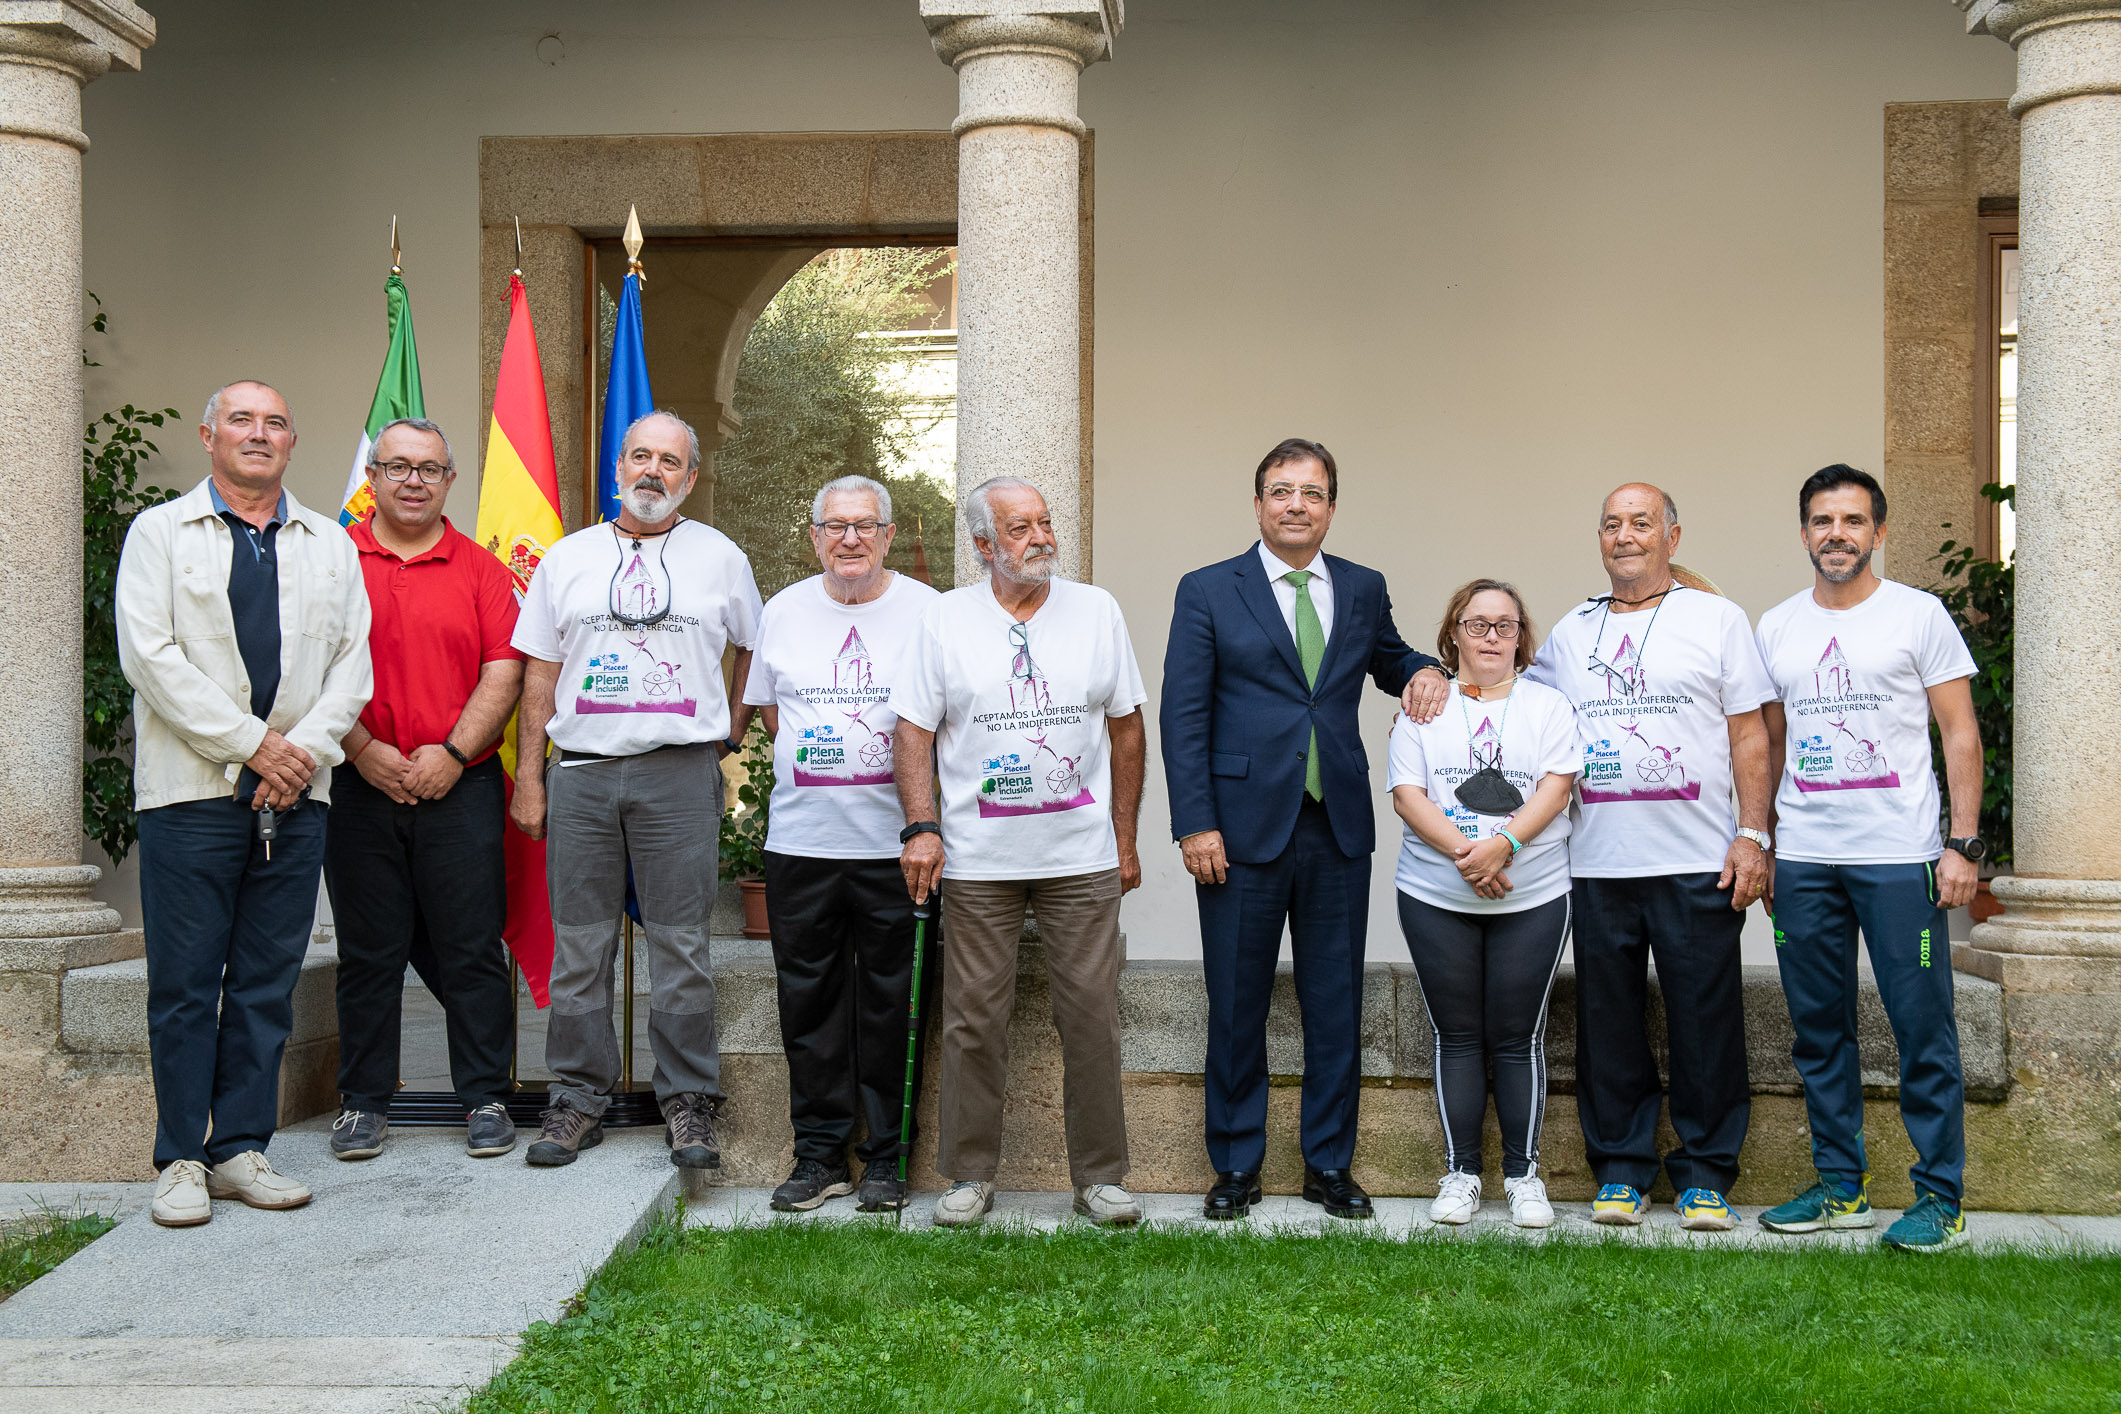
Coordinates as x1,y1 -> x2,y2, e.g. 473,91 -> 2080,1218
1755,464 -> 1984,1252
1160,438 -> 1450,1221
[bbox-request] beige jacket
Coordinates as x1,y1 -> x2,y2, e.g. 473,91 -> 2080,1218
116,477 -> 373,810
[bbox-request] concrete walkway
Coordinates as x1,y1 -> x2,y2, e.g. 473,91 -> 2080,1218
686,1185 -> 2121,1253
0,1115 -> 688,1414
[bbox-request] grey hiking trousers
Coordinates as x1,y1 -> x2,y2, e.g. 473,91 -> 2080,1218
543,742 -> 724,1117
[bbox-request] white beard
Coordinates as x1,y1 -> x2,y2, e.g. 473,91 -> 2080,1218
622,483 -> 675,522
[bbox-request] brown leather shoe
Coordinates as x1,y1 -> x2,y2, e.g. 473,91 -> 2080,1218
664,1093 -> 722,1170
525,1104 -> 604,1167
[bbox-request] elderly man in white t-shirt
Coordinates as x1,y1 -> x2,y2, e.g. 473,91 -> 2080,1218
891,477 -> 1149,1228
1525,482 -> 1775,1232
743,475 -> 940,1215
510,410 -> 764,1172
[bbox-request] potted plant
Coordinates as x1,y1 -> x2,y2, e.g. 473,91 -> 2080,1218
1928,482 -> 2013,920
719,717 -> 774,939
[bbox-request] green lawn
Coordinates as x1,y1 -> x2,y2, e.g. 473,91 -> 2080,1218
469,1218 -> 2121,1414
0,1207 -> 115,1301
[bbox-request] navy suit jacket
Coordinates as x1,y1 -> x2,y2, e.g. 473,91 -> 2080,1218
1160,546 -> 1439,864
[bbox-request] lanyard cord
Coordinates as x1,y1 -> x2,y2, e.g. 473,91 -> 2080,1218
1456,672 -> 1517,770
1589,582 -> 1678,688
609,518 -> 680,627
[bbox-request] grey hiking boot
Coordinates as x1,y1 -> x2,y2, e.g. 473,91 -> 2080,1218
525,1104 -> 603,1167
465,1102 -> 516,1158
771,1158 -> 854,1212
857,1160 -> 910,1213
664,1093 -> 721,1170
329,1108 -> 387,1160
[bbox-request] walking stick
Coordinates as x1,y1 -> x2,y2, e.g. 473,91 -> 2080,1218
896,900 -> 932,1228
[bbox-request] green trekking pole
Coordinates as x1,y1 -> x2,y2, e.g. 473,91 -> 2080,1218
896,900 -> 932,1228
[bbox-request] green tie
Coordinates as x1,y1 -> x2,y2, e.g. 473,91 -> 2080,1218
1285,570 -> 1325,801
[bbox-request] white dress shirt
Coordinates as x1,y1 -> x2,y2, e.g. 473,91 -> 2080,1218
1256,540 -> 1334,647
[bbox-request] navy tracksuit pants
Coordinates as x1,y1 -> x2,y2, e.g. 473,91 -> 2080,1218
1772,860 -> 1965,1203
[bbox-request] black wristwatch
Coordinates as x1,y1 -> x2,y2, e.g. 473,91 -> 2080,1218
1944,835 -> 1988,864
899,820 -> 942,844
442,740 -> 470,767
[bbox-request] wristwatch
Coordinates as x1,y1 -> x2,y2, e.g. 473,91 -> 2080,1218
1735,827 -> 1773,852
1944,835 -> 1989,863
899,821 -> 942,844
442,740 -> 470,768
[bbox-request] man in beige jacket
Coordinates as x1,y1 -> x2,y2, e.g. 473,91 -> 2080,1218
116,380 -> 372,1228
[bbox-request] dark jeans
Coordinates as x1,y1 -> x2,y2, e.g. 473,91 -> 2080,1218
1199,796 -> 1371,1173
762,852 -> 932,1168
137,793 -> 329,1169
1773,860 -> 1965,1203
323,758 -> 514,1115
1572,872 -> 1750,1194
1398,891 -> 1572,1179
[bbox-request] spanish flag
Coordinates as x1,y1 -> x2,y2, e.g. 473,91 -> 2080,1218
475,271 -> 563,1006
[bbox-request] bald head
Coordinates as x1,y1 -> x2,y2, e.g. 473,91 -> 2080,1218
1599,482 -> 1676,533
1597,482 -> 1682,599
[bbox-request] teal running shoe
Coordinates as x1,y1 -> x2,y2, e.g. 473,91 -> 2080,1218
1882,1191 -> 1968,1252
1675,1187 -> 1735,1231
1760,1172 -> 1874,1234
1591,1183 -> 1648,1226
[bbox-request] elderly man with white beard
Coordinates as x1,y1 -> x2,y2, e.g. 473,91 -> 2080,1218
510,410 -> 764,1170
892,477 -> 1150,1227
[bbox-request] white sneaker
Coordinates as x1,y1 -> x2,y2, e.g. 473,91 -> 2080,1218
932,1179 -> 996,1228
1073,1183 -> 1143,1227
151,1160 -> 211,1228
206,1151 -> 312,1210
1505,1169 -> 1555,1229
1429,1170 -> 1482,1225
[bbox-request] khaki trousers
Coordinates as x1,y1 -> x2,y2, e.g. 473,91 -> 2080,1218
937,870 -> 1129,1186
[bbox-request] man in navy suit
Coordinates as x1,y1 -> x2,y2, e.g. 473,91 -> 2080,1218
1161,438 -> 1450,1219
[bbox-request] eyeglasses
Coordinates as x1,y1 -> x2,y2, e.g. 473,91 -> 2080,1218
1261,482 -> 1330,506
1458,618 -> 1521,640
372,460 -> 451,484
813,520 -> 884,540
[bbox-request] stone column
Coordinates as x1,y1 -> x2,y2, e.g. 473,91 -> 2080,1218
921,1 -> 1117,583
0,0 -> 155,1104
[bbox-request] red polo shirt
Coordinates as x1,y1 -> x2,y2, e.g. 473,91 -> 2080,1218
350,517 -> 524,764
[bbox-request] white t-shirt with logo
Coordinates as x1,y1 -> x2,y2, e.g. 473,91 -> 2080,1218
1755,579 -> 1975,866
512,519 -> 763,756
890,577 -> 1148,882
743,572 -> 940,859
1385,678 -> 1581,913
1526,586 -> 1776,878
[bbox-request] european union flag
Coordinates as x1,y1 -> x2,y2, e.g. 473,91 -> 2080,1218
595,266 -> 654,525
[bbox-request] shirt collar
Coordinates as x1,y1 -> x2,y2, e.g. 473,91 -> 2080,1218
207,479 -> 287,529
1257,540 -> 1329,584
350,515 -> 460,564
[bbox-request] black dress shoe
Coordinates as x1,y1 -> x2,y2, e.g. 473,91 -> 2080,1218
1204,1170 -> 1262,1220
1302,1166 -> 1375,1220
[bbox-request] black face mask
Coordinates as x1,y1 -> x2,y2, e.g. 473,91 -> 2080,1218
1454,767 -> 1525,815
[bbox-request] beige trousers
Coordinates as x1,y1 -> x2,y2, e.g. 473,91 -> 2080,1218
936,869 -> 1130,1186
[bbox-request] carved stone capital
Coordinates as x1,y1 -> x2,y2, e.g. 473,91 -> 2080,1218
0,1 -> 154,149
1957,1 -> 2121,114
922,1 -> 1120,73
1967,876 -> 2121,958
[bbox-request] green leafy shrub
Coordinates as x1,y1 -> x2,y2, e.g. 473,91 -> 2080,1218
1928,481 -> 2013,865
719,717 -> 773,881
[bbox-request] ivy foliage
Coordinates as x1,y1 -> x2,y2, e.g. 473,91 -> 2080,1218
717,718 -> 773,882
1928,481 -> 2013,865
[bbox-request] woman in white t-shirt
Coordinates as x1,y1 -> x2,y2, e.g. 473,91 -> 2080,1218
1387,580 -> 1580,1229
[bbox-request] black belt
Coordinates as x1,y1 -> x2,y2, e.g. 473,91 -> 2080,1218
557,741 -> 713,764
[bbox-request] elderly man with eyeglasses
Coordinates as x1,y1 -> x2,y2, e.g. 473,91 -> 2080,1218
324,418 -> 527,1164
509,410 -> 764,1170
1524,482 -> 1775,1232
741,475 -> 940,1213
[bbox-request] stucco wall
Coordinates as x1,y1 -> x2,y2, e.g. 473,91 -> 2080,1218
77,0 -> 2014,958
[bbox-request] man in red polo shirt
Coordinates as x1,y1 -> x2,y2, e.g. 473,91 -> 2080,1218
325,417 -> 526,1161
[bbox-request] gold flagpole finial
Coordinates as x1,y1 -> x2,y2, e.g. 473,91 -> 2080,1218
512,215 -> 524,278
622,204 -> 644,278
390,214 -> 401,276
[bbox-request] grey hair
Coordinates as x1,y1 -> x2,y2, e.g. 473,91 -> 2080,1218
370,416 -> 454,469
623,409 -> 701,471
962,476 -> 1043,549
1598,485 -> 1679,531
201,380 -> 289,430
811,475 -> 892,527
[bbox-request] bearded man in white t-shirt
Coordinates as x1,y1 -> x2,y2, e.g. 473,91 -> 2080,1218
1754,465 -> 1982,1253
743,475 -> 940,1215
891,477 -> 1149,1228
510,410 -> 765,1172
1525,482 -> 1775,1232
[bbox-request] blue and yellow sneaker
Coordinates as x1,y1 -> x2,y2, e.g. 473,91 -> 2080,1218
1882,1191 -> 1968,1252
1760,1171 -> 1873,1234
1591,1183 -> 1649,1226
1675,1187 -> 1735,1231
